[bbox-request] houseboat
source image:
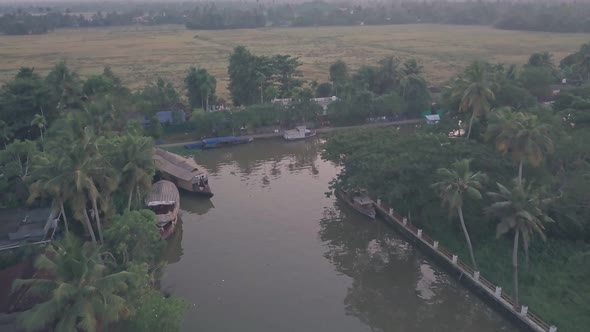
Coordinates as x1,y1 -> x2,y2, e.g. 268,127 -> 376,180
153,148 -> 213,197
337,189 -> 376,219
283,126 -> 317,141
145,180 -> 180,239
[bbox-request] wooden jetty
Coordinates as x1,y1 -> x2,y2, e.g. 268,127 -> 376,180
153,148 -> 213,197
372,198 -> 557,332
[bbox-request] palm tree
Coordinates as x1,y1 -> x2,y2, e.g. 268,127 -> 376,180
13,234 -> 136,332
577,42 -> 590,82
486,180 -> 554,306
104,135 -> 155,211
487,109 -> 554,185
432,159 -> 487,269
453,61 -> 495,139
30,113 -> 46,149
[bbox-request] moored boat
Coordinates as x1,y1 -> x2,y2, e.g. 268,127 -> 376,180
146,180 -> 180,239
283,126 -> 317,141
184,136 -> 253,150
202,136 -> 253,148
336,189 -> 376,219
153,148 -> 213,197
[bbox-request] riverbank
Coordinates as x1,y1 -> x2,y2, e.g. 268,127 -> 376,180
158,119 -> 423,148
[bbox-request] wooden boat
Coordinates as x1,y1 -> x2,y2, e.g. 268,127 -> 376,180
145,180 -> 180,239
153,148 -> 213,197
203,136 -> 253,148
337,189 -> 376,219
283,126 -> 317,141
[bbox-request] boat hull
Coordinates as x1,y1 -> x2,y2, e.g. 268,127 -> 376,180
336,189 -> 376,219
159,171 -> 214,197
284,131 -> 317,141
146,180 -> 180,239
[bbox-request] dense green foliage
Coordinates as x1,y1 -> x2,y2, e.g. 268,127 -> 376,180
13,234 -> 138,331
5,1 -> 590,35
228,46 -> 303,106
0,62 -> 186,330
322,43 -> 590,331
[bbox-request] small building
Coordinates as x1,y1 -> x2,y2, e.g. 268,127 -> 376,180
141,103 -> 188,126
0,208 -> 59,252
425,114 -> 441,124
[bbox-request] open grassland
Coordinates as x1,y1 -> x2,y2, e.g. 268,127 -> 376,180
0,24 -> 588,98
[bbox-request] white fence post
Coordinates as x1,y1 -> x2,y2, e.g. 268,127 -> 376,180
473,271 -> 480,282
549,326 -> 557,332
494,287 -> 502,298
452,255 -> 458,264
433,241 -> 439,249
520,306 -> 528,317
417,229 -> 422,238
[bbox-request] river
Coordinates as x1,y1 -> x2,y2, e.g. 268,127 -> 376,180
161,138 -> 517,332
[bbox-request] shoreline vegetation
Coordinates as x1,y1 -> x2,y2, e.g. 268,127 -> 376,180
4,1 -> 590,35
0,20 -> 589,331
1,24 -> 588,98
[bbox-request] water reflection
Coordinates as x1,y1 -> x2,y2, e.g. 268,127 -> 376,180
319,202 -> 515,332
162,217 -> 183,264
180,194 -> 215,215
163,139 -> 516,332
193,138 -> 323,182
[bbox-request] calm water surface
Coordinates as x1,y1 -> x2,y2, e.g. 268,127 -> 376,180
161,138 -> 517,332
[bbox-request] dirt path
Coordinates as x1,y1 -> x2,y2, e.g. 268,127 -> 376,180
158,119 -> 423,148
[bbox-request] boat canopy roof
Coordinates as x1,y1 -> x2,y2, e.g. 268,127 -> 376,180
153,148 -> 207,181
145,180 -> 180,205
353,195 -> 374,205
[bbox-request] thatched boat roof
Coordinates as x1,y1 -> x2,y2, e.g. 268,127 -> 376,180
153,148 -> 208,182
145,180 -> 179,206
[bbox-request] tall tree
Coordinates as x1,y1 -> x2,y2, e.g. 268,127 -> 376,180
487,109 -> 554,185
13,234 -> 137,332
30,113 -> 46,149
453,61 -> 495,139
329,60 -> 349,95
486,181 -> 554,306
228,46 -> 259,106
432,159 -> 487,269
103,134 -> 154,211
185,67 -> 216,111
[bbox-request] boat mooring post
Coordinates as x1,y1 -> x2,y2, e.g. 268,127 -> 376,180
494,287 -> 502,298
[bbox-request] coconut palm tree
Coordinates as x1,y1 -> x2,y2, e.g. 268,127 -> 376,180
104,134 -> 154,211
453,61 -> 496,139
28,157 -> 72,233
13,234 -> 137,332
432,159 -> 487,269
30,113 -> 46,149
487,109 -> 554,185
486,180 -> 554,306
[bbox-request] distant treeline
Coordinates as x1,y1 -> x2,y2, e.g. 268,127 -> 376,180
3,1 -> 590,35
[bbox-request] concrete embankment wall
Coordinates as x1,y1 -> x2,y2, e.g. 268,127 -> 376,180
373,199 -> 556,332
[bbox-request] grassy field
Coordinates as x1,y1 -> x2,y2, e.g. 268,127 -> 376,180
0,24 -> 588,98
